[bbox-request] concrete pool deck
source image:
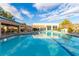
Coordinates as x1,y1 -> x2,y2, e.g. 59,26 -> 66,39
0,31 -> 39,40
52,31 -> 79,38
66,33 -> 79,37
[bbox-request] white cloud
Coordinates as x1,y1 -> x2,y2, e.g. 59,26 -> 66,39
60,7 -> 79,15
33,3 -> 59,12
0,3 -> 24,21
21,9 -> 33,19
40,14 -> 69,22
40,14 -> 58,21
37,3 -> 79,22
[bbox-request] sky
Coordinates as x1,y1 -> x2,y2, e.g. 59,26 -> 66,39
0,3 -> 79,25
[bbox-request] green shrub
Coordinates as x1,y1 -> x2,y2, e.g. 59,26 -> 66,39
68,28 -> 73,33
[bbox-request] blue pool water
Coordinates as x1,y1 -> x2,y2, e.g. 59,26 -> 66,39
0,31 -> 79,56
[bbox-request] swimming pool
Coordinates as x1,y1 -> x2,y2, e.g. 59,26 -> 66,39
0,31 -> 79,56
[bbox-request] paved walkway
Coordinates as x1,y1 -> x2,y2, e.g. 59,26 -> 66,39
66,33 -> 79,37
53,31 -> 79,37
0,31 -> 39,39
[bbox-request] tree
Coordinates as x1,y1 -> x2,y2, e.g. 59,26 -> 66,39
0,7 -> 4,16
0,7 -> 14,21
60,19 -> 72,25
6,12 -> 14,20
59,19 -> 74,33
59,19 -> 73,29
68,27 -> 73,33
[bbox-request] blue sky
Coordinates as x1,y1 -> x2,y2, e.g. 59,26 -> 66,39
0,3 -> 79,25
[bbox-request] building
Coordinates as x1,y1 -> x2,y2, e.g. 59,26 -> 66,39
0,16 -> 32,38
32,23 -> 59,31
19,23 -> 27,33
0,16 -> 19,37
73,24 -> 79,32
19,23 -> 32,33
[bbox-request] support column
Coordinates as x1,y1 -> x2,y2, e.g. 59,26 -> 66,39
17,26 -> 19,33
0,22 -> 1,38
18,25 -> 21,33
45,25 -> 47,31
51,26 -> 52,30
51,25 -> 53,31
46,27 -> 47,31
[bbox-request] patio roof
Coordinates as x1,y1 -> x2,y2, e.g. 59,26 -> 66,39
0,16 -> 20,26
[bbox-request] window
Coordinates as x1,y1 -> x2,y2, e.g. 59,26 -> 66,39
47,26 -> 51,30
53,26 -> 57,30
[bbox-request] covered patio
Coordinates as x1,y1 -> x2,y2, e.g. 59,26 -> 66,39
0,18 -> 19,38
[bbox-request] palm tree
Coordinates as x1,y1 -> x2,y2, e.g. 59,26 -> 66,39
0,7 -> 14,21
6,12 -> 14,20
0,7 -> 4,16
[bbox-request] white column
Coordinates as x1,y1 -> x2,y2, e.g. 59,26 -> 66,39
39,27 -> 40,31
46,27 -> 47,31
51,25 -> 53,30
51,25 -> 52,30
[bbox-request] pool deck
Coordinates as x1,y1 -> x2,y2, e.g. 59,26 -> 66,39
0,31 -> 39,40
66,33 -> 79,37
53,31 -> 79,37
